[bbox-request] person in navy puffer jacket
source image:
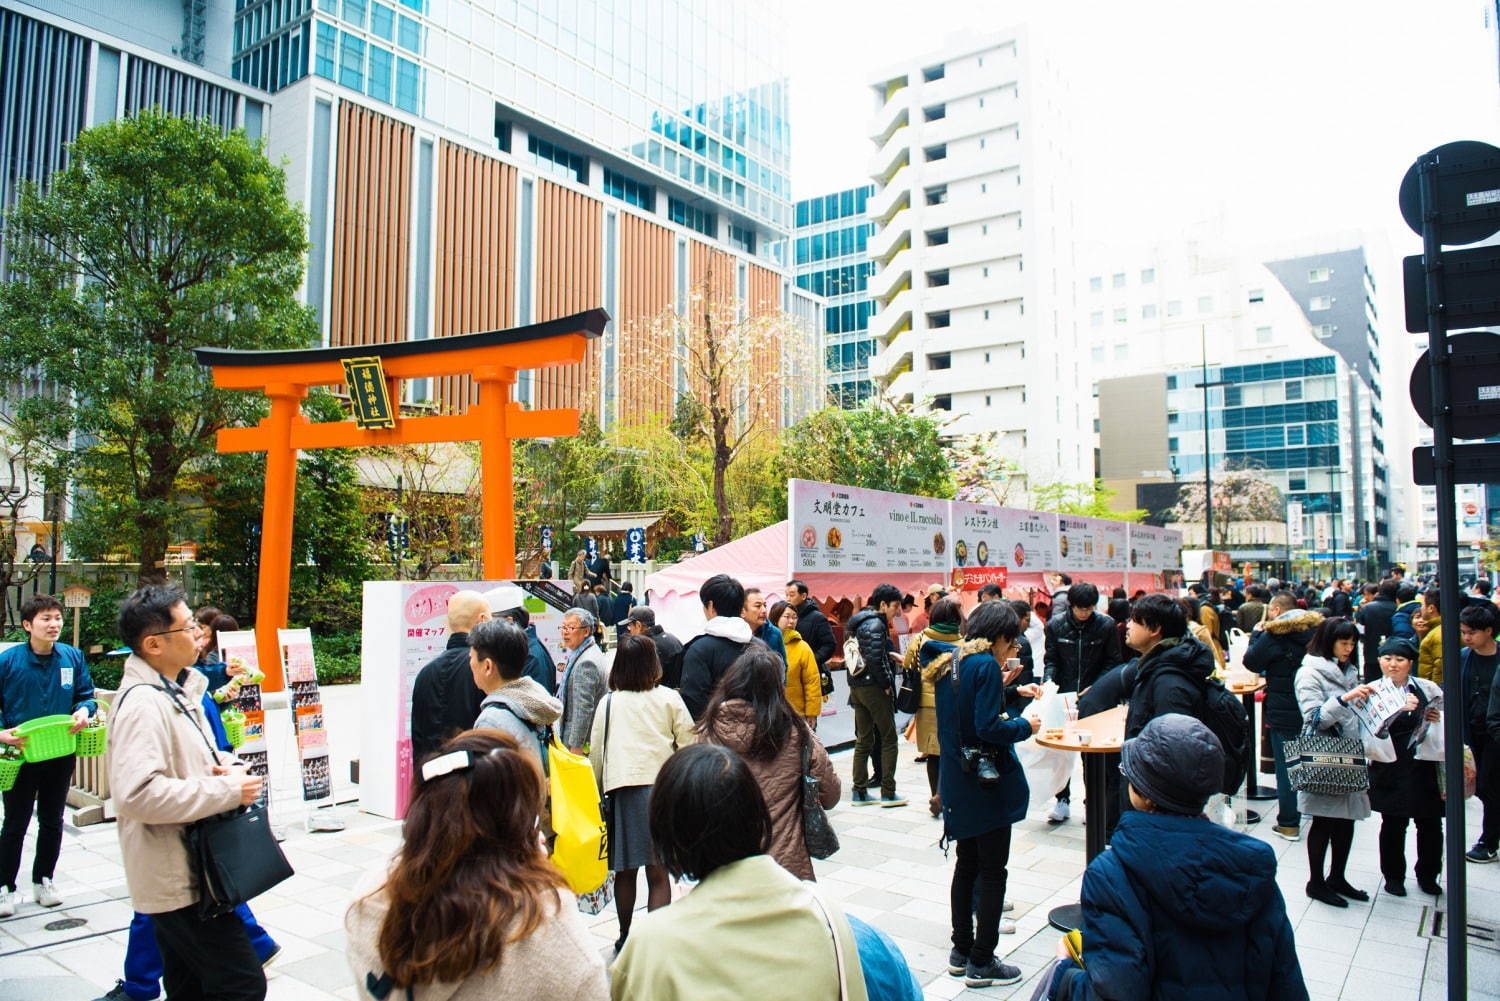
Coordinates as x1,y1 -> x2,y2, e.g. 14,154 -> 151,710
1048,713 -> 1308,1001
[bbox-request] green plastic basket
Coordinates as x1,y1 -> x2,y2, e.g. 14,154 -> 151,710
16,714 -> 77,763
76,721 -> 108,758
0,752 -> 21,792
222,710 -> 246,749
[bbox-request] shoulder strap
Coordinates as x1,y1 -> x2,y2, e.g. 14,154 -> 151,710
807,888 -> 848,1001
119,680 -> 223,765
601,694 -> 613,788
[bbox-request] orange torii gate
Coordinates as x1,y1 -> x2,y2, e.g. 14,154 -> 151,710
195,309 -> 607,690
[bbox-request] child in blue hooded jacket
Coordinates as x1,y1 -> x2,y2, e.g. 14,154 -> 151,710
1048,713 -> 1308,1001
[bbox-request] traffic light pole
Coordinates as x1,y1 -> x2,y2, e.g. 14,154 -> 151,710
1419,153 -> 1467,1001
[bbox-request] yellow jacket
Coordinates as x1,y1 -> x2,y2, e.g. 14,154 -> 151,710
1419,616 -> 1443,685
781,629 -> 824,718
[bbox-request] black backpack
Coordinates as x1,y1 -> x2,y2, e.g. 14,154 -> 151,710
1199,676 -> 1250,794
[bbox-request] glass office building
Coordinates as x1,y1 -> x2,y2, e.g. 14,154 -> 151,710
794,184 -> 876,408
233,0 -> 792,240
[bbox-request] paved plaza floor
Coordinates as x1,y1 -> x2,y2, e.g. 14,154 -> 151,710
3,683 -> 1498,1001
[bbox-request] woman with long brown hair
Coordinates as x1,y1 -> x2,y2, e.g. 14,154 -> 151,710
697,647 -> 840,881
345,730 -> 608,1000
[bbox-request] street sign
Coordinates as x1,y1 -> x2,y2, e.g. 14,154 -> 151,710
1413,443 -> 1500,485
1409,331 -> 1500,440
1398,140 -> 1500,245
1403,247 -> 1500,332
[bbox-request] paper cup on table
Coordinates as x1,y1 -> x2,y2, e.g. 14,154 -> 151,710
1074,730 -> 1092,746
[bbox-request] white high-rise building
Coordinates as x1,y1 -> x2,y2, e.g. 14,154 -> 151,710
864,26 -> 1088,494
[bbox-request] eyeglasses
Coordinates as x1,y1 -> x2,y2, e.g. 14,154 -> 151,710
149,624 -> 199,638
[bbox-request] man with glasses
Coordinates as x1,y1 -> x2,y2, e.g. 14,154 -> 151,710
109,584 -> 266,1000
0,594 -> 97,916
557,608 -> 606,753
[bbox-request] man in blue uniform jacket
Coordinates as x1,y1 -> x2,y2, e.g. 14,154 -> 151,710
0,594 -> 97,915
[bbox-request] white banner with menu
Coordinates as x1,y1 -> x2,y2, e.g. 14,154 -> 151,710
789,479 -> 950,575
788,480 -> 1183,579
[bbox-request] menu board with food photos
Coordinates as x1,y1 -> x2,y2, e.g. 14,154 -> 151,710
215,630 -> 269,808
279,628 -> 332,802
1128,524 -> 1186,574
790,479 -> 951,575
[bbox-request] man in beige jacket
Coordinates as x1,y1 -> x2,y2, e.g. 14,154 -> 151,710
109,585 -> 266,1001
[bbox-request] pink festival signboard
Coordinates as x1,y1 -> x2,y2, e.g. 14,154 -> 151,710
360,579 -> 574,819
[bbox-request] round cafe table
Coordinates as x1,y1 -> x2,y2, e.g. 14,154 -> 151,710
1226,673 -> 1272,825
1034,704 -> 1126,932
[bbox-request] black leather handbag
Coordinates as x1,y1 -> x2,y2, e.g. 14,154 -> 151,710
799,729 -> 840,860
186,803 -> 294,918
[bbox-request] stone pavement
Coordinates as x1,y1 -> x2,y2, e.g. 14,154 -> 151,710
2,682 -> 1498,1000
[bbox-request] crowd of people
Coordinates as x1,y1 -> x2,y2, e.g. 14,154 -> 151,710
5,558 -> 1498,1000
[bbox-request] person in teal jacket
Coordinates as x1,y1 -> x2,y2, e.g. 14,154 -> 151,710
927,600 -> 1040,989
0,594 -> 97,915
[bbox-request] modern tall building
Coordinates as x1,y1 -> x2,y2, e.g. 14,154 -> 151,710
793,184 -> 875,408
1099,350 -> 1378,578
1082,234 -> 1397,570
2,0 -> 822,434
863,26 -> 1089,493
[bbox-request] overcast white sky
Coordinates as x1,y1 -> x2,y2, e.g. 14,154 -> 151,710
785,0 -> 1500,251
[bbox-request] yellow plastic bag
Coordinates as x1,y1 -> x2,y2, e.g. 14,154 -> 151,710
548,739 -> 608,895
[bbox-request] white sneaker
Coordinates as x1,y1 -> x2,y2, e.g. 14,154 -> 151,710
999,917 -> 1017,934
1003,900 -> 1015,913
33,878 -> 61,908
0,888 -> 17,917
1047,799 -> 1071,824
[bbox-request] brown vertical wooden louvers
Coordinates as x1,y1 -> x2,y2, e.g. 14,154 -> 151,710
617,214 -> 675,426
329,101 -> 412,353
747,262 -> 784,427
432,141 -> 517,410
531,180 -> 602,415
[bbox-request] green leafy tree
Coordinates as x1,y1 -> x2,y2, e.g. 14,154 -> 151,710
513,415 -> 611,568
0,110 -> 316,578
1032,480 -> 1147,522
780,401 -> 957,500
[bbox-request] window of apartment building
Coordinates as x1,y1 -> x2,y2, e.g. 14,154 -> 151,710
667,197 -> 716,237
1141,267 -> 1155,283
984,351 -> 991,362
925,184 -> 948,205
1313,323 -> 1335,338
923,104 -> 946,121
1284,380 -> 1303,401
1089,275 -> 1102,292
1167,300 -> 1182,316
980,182 -> 987,193
1310,295 -> 1333,310
1309,267 -> 1331,282
1224,385 -> 1242,406
1197,295 -> 1213,313
925,228 -> 949,246
727,223 -> 755,254
986,395 -> 993,407
603,168 -> 653,210
926,269 -> 950,287
1248,288 -> 1264,303
1168,437 -> 1179,452
923,63 -> 945,81
1256,325 -> 1273,344
1112,272 -> 1126,288
982,224 -> 988,235
1114,344 -> 1129,361
1167,375 -> 1178,390
926,311 -> 951,328
1091,311 -> 1104,327
1288,470 -> 1306,488
928,352 -> 952,370
1114,308 -> 1127,323
983,308 -> 990,320
397,13 -> 420,51
1092,346 -> 1105,363
1142,303 -> 1157,320
528,135 -> 589,185
979,138 -> 986,150
982,266 -> 989,277
933,393 -> 953,410
924,144 -> 947,162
